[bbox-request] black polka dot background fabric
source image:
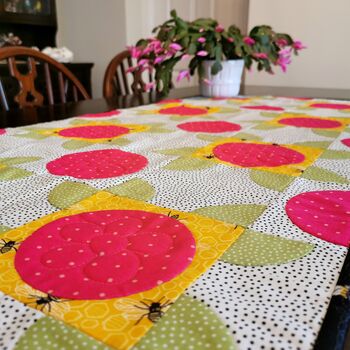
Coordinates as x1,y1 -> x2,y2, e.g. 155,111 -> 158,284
0,96 -> 350,349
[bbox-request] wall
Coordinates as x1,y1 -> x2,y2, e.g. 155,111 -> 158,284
56,0 -> 126,98
246,0 -> 350,90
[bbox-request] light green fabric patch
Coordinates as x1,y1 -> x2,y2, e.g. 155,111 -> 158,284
0,225 -> 10,233
193,204 -> 267,227
260,112 -> 281,118
62,139 -> 93,150
311,129 -> 340,138
196,134 -> 227,142
16,132 -> 48,140
14,316 -> 110,350
133,295 -> 236,350
0,157 -> 40,165
293,141 -> 331,149
164,157 -> 215,171
250,170 -> 294,192
252,123 -> 285,130
321,150 -> 350,159
302,166 -> 349,184
217,107 -> 240,114
0,167 -> 32,181
157,147 -> 199,156
233,132 -> 262,141
48,181 -> 98,209
107,138 -> 131,146
107,178 -> 155,201
221,229 -> 314,266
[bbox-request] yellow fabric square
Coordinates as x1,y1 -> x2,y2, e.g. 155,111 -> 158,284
0,191 -> 243,350
193,138 -> 323,176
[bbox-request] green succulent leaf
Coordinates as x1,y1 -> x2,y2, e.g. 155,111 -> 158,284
0,167 -> 33,181
221,229 -> 314,266
164,156 -> 215,171
14,317 -> 108,350
302,166 -> 349,183
250,169 -> 294,192
133,294 -> 237,350
48,181 -> 98,209
193,204 -> 267,226
107,178 -> 155,201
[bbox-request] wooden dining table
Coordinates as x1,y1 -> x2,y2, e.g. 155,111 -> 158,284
0,88 -> 349,350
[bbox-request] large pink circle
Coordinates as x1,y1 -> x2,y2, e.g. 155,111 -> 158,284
46,149 -> 148,179
213,142 -> 305,167
0,129 -> 5,135
309,103 -> 350,110
15,210 -> 196,299
58,125 -> 130,139
241,105 -> 284,111
159,105 -> 208,116
278,117 -> 342,129
80,110 -> 121,118
341,139 -> 350,148
177,121 -> 241,133
286,190 -> 350,247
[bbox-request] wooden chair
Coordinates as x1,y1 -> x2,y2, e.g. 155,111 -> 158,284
0,46 -> 90,111
103,50 -> 154,99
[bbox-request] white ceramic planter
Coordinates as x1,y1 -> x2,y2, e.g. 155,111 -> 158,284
199,59 -> 244,97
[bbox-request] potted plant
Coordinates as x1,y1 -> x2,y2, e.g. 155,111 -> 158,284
127,10 -> 305,97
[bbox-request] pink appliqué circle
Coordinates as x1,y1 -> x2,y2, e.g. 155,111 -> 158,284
79,110 -> 121,118
213,142 -> 305,167
58,125 -> 130,139
46,149 -> 148,179
177,121 -> 241,133
158,105 -> 208,116
278,117 -> 342,129
309,103 -> 350,110
241,105 -> 284,111
341,139 -> 350,148
0,129 -> 6,135
286,190 -> 350,247
15,210 -> 196,300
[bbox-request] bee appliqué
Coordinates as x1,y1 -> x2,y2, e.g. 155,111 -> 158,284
204,154 -> 215,159
26,293 -> 68,313
133,297 -> 173,325
0,239 -> 20,254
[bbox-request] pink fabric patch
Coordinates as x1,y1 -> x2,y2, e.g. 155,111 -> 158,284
241,105 -> 285,111
310,103 -> 350,110
46,149 -> 148,179
341,138 -> 350,148
79,110 -> 121,118
159,105 -> 208,116
213,142 -> 305,167
0,129 -> 5,135
278,117 -> 342,129
286,190 -> 350,247
177,121 -> 241,133
157,99 -> 183,104
15,210 -> 196,299
58,125 -> 130,139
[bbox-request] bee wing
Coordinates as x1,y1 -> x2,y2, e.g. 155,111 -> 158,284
113,298 -> 149,320
14,284 -> 45,300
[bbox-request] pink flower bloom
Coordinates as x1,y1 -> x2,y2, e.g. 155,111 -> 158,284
293,40 -> 307,50
254,52 -> 268,59
144,82 -> 155,91
199,28 -> 205,33
197,50 -> 209,57
154,55 -> 166,64
197,37 -> 206,43
243,37 -> 255,46
227,37 -> 234,43
176,69 -> 190,82
126,66 -> 137,74
215,24 -> 225,33
169,43 -> 182,51
137,58 -> 149,66
128,46 -> 143,59
181,54 -> 191,61
277,49 -> 292,72
202,78 -> 213,85
276,38 -> 288,48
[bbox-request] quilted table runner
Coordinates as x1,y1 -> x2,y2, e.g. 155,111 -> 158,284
0,96 -> 350,350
